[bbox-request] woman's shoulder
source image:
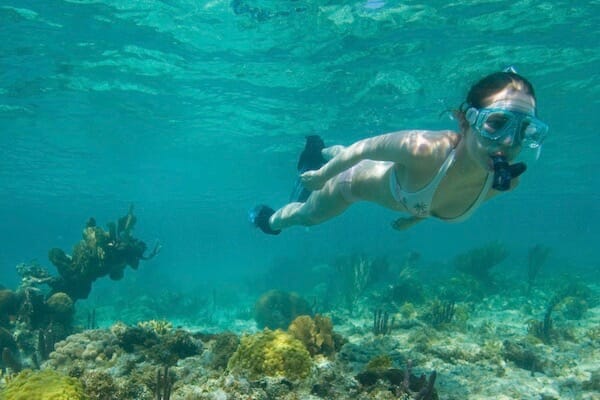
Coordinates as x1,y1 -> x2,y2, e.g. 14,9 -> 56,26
388,129 -> 459,160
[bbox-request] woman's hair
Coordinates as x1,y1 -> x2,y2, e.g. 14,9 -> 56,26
454,71 -> 536,132
465,71 -> 536,108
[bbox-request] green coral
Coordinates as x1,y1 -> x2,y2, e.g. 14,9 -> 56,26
0,369 -> 86,400
227,329 -> 312,380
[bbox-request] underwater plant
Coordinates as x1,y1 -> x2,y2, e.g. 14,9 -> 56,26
372,309 -> 395,335
528,283 -> 592,343
423,300 -> 456,328
227,329 -> 313,380
153,366 -> 174,400
331,254 -> 390,310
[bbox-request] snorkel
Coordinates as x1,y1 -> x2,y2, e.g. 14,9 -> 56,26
491,155 -> 526,191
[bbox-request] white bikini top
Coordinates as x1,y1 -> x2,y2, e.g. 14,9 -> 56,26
390,149 -> 493,222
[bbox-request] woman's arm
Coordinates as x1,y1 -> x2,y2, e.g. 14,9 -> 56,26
302,130 -> 456,190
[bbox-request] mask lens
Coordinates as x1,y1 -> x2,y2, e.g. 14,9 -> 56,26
475,108 -> 548,148
520,117 -> 549,148
478,110 -> 513,139
482,112 -> 510,137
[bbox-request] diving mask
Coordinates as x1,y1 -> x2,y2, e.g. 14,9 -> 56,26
466,106 -> 548,149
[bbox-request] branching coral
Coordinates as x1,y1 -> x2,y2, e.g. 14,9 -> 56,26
287,315 -> 343,358
138,320 -> 172,336
46,206 -> 160,301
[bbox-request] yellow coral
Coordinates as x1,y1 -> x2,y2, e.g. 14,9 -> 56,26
227,329 -> 312,380
138,319 -> 172,335
0,369 -> 86,400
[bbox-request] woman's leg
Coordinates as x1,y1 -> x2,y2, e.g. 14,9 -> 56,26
269,175 -> 354,230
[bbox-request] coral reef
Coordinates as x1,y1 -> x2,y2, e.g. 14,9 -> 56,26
227,329 -> 313,380
0,369 -> 86,400
253,289 -> 312,329
0,243 -> 597,399
80,370 -> 118,400
46,205 -> 160,301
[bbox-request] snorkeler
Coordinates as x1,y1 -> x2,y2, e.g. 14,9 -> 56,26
250,71 -> 548,235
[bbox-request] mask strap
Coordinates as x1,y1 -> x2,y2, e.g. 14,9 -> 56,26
465,107 -> 478,125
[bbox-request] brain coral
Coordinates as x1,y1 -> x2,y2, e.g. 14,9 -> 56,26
227,329 -> 312,380
0,369 -> 86,400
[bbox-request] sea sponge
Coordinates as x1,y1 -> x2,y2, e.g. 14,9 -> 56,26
46,292 -> 75,323
227,329 -> 312,380
254,290 -> 312,329
287,315 -> 342,358
0,369 -> 86,400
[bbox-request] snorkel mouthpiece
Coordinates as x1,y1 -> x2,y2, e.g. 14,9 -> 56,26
491,155 -> 527,191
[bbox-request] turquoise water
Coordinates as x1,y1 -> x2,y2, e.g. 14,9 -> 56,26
1,1 -> 598,287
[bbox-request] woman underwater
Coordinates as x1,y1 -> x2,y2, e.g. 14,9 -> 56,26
251,71 -> 548,235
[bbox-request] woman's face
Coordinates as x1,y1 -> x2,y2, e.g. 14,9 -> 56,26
466,87 -> 536,169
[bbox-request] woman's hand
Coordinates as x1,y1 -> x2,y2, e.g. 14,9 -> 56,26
300,170 -> 327,191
